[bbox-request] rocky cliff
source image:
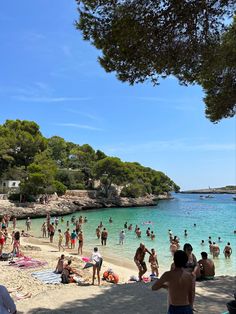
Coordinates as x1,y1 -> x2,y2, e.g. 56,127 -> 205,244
0,192 -> 172,219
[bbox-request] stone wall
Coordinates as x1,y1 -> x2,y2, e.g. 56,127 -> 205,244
65,190 -> 97,198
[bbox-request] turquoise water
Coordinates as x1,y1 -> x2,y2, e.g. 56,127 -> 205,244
17,193 -> 236,275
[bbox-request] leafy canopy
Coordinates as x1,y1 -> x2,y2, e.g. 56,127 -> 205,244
76,0 -> 236,122
0,119 -> 179,197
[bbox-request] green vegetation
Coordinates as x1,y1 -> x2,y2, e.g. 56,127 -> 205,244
0,119 -> 179,200
219,186 -> 236,190
76,1 -> 236,123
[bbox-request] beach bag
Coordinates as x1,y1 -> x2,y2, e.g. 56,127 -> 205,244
61,269 -> 69,284
0,253 -> 12,261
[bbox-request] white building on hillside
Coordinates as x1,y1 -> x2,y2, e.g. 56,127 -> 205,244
0,180 -> 20,193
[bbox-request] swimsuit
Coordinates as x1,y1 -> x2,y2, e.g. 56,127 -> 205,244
168,304 -> 193,314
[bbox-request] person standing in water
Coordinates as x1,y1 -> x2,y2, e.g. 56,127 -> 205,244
101,228 -> 108,246
96,226 -> 101,239
41,222 -> 47,238
49,222 -> 55,243
223,242 -> 232,258
58,229 -> 64,252
119,230 -> 125,245
26,217 -> 31,231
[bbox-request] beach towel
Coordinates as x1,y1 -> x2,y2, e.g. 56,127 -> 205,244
31,269 -> 62,284
83,262 -> 94,269
9,256 -> 47,269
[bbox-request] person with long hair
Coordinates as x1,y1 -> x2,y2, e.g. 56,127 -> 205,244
183,243 -> 199,310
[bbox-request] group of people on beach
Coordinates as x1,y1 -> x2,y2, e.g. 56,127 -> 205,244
40,214 -> 86,254
54,246 -> 103,286
0,212 -> 235,314
134,241 -> 216,313
0,214 -> 32,258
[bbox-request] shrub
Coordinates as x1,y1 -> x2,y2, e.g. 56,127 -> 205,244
52,180 -> 67,196
120,183 -> 146,198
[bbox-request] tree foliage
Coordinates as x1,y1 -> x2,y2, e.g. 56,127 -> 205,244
0,119 -> 47,172
20,152 -> 57,196
95,157 -> 131,196
75,0 -> 236,122
0,119 -> 179,198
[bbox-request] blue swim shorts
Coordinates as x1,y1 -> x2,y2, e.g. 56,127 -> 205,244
168,304 -> 193,314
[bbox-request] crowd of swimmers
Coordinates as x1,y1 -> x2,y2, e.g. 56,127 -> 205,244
0,214 -> 233,263
0,212 -> 235,314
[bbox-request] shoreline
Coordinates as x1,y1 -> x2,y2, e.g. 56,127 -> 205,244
0,193 -> 173,219
179,189 -> 236,194
1,233 -> 235,313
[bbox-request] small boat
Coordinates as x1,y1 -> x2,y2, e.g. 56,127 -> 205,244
200,195 -> 214,199
205,195 -> 214,198
233,196 -> 236,201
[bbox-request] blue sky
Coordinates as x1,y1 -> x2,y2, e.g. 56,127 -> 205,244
0,1 -> 235,190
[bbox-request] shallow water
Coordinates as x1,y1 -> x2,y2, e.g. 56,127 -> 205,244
17,193 -> 236,275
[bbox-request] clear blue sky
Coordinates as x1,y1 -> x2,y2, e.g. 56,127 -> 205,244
0,1 -> 235,190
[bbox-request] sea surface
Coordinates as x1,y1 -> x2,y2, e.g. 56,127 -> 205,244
17,193 -> 236,276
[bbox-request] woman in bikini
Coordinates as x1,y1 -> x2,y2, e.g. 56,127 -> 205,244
223,242 -> 232,258
183,243 -> 199,310
13,231 -> 20,257
0,230 -> 5,256
78,231 -> 84,255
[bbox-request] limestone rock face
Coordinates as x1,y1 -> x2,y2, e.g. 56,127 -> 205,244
0,191 -> 172,219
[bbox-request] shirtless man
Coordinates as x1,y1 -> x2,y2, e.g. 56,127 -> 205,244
96,226 -> 101,239
152,250 -> 193,314
223,242 -> 232,258
101,228 -> 108,246
62,260 -> 82,283
49,223 -> 55,243
198,252 -> 215,280
134,243 -> 151,281
55,254 -> 65,273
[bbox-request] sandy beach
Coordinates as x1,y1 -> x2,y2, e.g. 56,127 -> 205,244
0,233 -> 235,314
